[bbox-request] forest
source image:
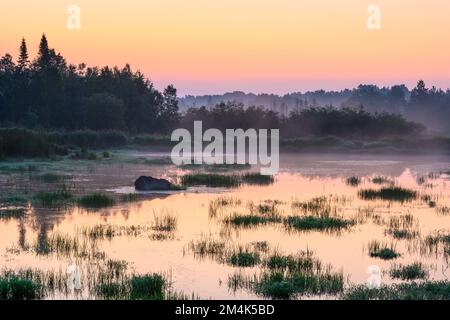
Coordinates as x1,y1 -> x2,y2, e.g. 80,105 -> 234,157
0,35 -> 445,157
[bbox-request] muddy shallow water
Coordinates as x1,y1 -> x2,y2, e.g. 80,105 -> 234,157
1,152 -> 450,299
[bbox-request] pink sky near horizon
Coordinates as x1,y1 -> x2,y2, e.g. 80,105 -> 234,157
1,0 -> 449,95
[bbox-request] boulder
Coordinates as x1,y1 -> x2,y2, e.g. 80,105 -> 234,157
134,176 -> 173,191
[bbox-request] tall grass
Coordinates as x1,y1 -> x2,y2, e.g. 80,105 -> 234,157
78,194 -> 115,208
358,187 -> 417,202
390,263 -> 428,280
367,240 -> 399,260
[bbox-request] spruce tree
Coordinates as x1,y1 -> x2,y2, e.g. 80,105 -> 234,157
17,38 -> 29,70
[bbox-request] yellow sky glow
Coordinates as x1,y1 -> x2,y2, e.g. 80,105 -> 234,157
1,0 -> 449,94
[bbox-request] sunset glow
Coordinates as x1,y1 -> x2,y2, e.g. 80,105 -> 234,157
1,0 -> 449,94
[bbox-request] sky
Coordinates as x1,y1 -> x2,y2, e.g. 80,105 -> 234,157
1,0 -> 449,95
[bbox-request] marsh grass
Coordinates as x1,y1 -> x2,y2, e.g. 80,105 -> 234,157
34,190 -> 73,207
80,224 -> 148,240
291,197 -> 334,216
228,248 -> 260,267
129,274 -> 165,300
188,236 -> 227,261
30,173 -> 72,183
385,215 -> 419,239
368,240 -> 399,260
0,195 -> 29,206
0,273 -> 42,300
224,213 -> 281,228
343,281 -> 450,300
436,206 -> 450,215
241,173 -> 274,185
0,207 -> 27,220
120,193 -> 140,202
180,173 -> 274,188
78,194 -> 115,208
283,215 -> 354,232
208,196 -> 241,217
390,263 -> 428,280
181,174 -> 240,188
228,250 -> 344,299
346,176 -> 361,186
33,232 -> 105,260
152,212 -> 177,232
358,187 -> 417,202
181,163 -> 251,172
372,176 -> 392,185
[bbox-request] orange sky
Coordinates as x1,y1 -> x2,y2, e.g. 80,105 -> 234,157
1,0 -> 449,95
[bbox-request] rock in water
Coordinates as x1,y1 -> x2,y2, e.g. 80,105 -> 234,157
134,176 -> 173,191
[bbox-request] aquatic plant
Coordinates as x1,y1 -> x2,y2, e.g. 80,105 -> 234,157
0,274 -> 42,300
343,281 -> 450,300
0,208 -> 27,220
78,193 -> 115,208
390,263 -> 428,280
346,176 -> 361,187
358,187 -> 417,202
224,213 -> 281,227
283,215 -> 354,232
228,249 -> 260,267
241,173 -> 274,185
367,240 -> 399,260
181,174 -> 240,188
152,213 -> 177,232
34,190 -> 73,207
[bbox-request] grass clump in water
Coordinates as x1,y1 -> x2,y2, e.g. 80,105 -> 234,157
291,197 -> 331,215
78,193 -> 115,208
228,248 -> 260,267
0,208 -> 27,220
372,176 -> 392,185
152,212 -> 177,232
390,263 -> 428,280
241,173 -> 274,185
0,273 -> 42,300
343,281 -> 450,300
120,193 -> 140,202
224,213 -> 281,228
30,173 -> 72,183
358,187 -> 417,202
368,240 -> 399,260
181,174 -> 240,188
188,236 -> 226,261
229,250 -> 344,299
34,190 -> 73,207
346,176 -> 361,186
130,274 -> 165,300
283,215 -> 354,232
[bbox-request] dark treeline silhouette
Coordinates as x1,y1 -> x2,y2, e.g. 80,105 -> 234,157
0,35 -> 442,158
0,35 -> 179,132
181,102 -> 424,139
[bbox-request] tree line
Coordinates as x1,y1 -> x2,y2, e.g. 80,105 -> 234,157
0,35 -> 179,132
0,35 -> 429,139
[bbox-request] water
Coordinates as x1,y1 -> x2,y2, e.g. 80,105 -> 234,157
1,152 -> 450,299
